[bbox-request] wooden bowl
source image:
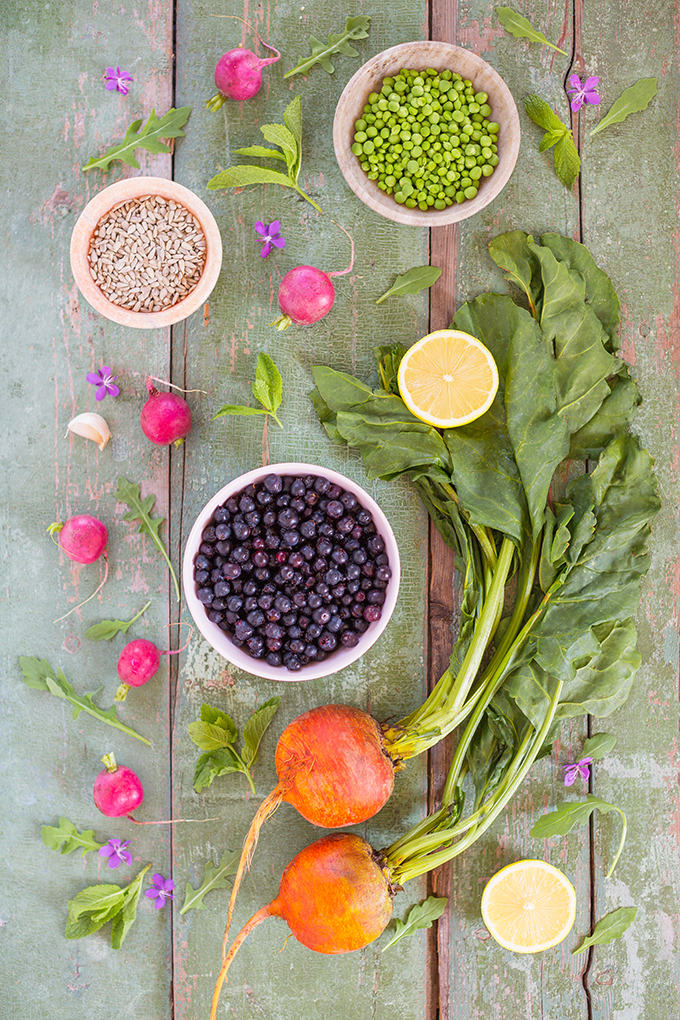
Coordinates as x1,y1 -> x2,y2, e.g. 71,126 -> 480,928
70,176 -> 223,328
333,41 -> 520,226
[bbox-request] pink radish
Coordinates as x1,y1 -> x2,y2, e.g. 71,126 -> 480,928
114,626 -> 193,702
94,754 -> 145,818
48,514 -> 110,622
206,17 -> 280,109
140,378 -> 192,447
273,223 -> 354,330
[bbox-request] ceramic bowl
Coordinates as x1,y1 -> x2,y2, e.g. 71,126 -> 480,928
333,41 -> 520,226
70,176 -> 223,328
182,463 -> 401,682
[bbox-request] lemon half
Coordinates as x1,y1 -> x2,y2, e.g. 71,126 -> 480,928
480,859 -> 577,953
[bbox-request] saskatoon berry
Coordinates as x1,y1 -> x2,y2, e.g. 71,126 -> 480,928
197,588 -> 214,605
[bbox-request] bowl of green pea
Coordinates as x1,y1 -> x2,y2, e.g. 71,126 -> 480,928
333,41 -> 520,226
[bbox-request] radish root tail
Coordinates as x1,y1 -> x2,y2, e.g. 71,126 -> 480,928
211,904 -> 275,1020
53,552 -> 109,624
222,784 -> 285,959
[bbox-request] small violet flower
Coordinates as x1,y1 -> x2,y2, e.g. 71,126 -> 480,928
104,66 -> 133,95
566,74 -> 602,112
145,873 -> 175,909
99,838 -> 133,869
87,366 -> 120,401
254,220 -> 285,258
563,756 -> 594,787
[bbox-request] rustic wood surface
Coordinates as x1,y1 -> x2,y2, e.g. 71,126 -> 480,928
1,1 -> 679,1019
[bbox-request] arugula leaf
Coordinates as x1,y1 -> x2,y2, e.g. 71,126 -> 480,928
189,699 -> 280,793
524,95 -> 580,188
41,818 -> 105,857
284,15 -> 371,78
583,732 -> 617,760
530,794 -> 627,876
84,601 -> 151,641
381,895 -> 448,951
573,906 -> 637,954
65,865 -> 151,948
114,477 -> 180,602
213,352 -> 283,428
20,656 -> 150,745
590,78 -> 657,137
376,266 -> 442,305
180,850 -> 239,914
207,97 -> 321,212
82,107 -> 191,172
497,6 -> 568,55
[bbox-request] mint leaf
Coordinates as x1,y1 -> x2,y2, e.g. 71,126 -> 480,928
524,94 -> 568,133
538,128 -> 567,153
82,107 -> 191,171
241,697 -> 281,767
180,851 -> 239,914
553,132 -> 581,187
234,144 -> 287,162
524,96 -> 580,188
41,818 -> 105,857
208,165 -> 296,190
213,353 -> 284,428
382,895 -> 448,950
20,656 -> 150,744
193,747 -> 244,792
376,266 -> 442,305
84,601 -> 151,641
114,477 -> 180,602
497,7 -> 567,56
573,906 -> 637,954
589,78 -> 657,137
212,404 -> 268,420
189,700 -> 278,793
284,15 -> 371,78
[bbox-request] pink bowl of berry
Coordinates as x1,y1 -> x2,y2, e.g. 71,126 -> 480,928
182,463 -> 400,681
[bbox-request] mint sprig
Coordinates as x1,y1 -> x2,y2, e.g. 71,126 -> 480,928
114,477 -> 180,602
213,353 -> 283,428
189,699 -> 280,794
524,94 -> 580,188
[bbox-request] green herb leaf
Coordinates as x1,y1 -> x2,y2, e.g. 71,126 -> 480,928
82,107 -> 191,171
41,817 -> 105,857
538,128 -> 568,153
524,95 -> 580,188
530,794 -> 627,877
524,94 -> 569,133
193,746 -> 244,792
573,906 -> 637,954
241,697 -> 281,768
376,266 -> 442,305
65,865 -> 151,948
180,850 -> 239,914
212,404 -> 268,420
188,703 -> 239,751
553,132 -> 581,188
84,601 -> 152,641
110,866 -> 150,950
213,353 -> 284,428
284,15 -> 371,78
207,97 -> 320,212
589,78 -> 657,137
582,733 -> 617,760
382,896 -> 448,951
497,6 -> 567,55
114,477 -> 180,602
20,656 -> 150,744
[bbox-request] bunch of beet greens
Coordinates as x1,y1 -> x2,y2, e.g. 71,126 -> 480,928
212,232 -> 660,1011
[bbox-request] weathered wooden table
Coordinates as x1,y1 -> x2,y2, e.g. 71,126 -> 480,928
3,1 -> 679,1017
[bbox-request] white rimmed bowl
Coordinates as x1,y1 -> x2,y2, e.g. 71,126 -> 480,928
333,41 -> 520,226
182,463 -> 401,682
70,176 -> 223,328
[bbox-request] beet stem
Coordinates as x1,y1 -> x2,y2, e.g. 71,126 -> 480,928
326,222 -> 355,278
211,903 -> 276,1020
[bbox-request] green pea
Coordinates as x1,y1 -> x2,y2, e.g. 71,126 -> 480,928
362,140 -> 375,154
442,69 -> 453,80
355,119 -> 367,131
469,166 -> 482,180
368,92 -> 380,104
388,101 -> 400,112
394,191 -> 406,204
407,159 -> 419,173
378,99 -> 389,111
385,175 -> 396,187
482,165 -> 494,177
444,185 -> 457,196
410,84 -> 424,97
405,198 -> 417,208
439,79 -> 452,91
489,153 -> 499,166
455,191 -> 466,203
487,122 -> 500,134
351,143 -> 363,156
368,170 -> 379,180
468,102 -> 480,114
434,199 -> 446,209
464,185 -> 478,200
479,104 -> 491,117
377,181 -> 387,191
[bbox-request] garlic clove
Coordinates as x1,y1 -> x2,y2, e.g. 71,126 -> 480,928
67,412 -> 111,451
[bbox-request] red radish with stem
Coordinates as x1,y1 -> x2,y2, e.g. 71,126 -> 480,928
221,703 -> 395,951
206,16 -> 280,109
114,624 -> 193,702
48,514 -> 110,623
211,833 -> 394,1019
94,753 -> 218,826
140,377 -> 192,447
273,222 -> 354,330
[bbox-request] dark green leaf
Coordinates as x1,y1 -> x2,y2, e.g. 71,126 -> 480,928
254,352 -> 283,414
84,601 -> 151,641
376,266 -> 442,304
488,230 -> 543,317
374,344 -> 408,393
193,747 -> 244,792
41,818 -> 105,857
583,732 -> 617,760
207,165 -> 296,191
110,866 -> 150,950
590,78 -> 657,137
573,906 -> 637,954
530,794 -> 620,839
382,896 -> 448,950
189,703 -> 238,750
524,94 -> 568,133
241,697 -> 281,767
180,851 -> 239,914
233,144 -> 286,162
553,132 -> 581,188
497,7 -> 567,55
212,403 -> 268,420
82,107 -> 191,171
114,477 -> 180,602
539,233 -> 621,348
284,15 -> 371,78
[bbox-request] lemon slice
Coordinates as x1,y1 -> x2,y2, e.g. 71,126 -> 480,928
397,329 -> 499,428
480,859 -> 576,953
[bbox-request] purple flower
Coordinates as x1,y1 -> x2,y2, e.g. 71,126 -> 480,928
104,66 -> 133,95
563,756 -> 594,787
566,74 -> 602,112
145,872 -> 175,909
98,838 -> 133,869
86,366 -> 120,401
254,220 -> 285,258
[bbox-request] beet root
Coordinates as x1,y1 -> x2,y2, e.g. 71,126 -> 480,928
211,833 -> 393,1018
